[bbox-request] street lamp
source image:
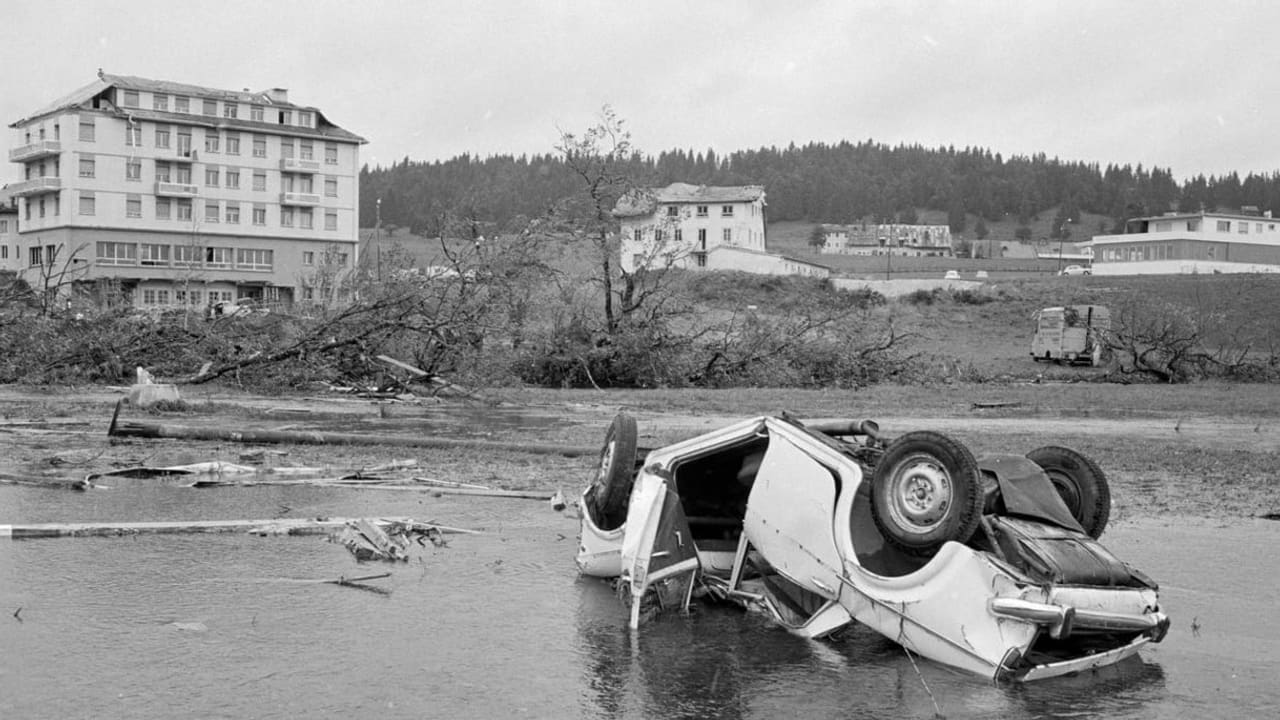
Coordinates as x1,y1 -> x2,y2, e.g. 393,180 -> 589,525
1057,218 -> 1072,274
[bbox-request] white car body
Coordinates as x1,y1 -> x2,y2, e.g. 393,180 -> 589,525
577,416 -> 1167,682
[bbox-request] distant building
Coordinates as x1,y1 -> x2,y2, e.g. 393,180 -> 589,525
615,182 -> 768,272
820,222 -> 953,257
707,245 -> 830,279
6,71 -> 366,308
0,192 -> 17,272
1090,209 -> 1280,275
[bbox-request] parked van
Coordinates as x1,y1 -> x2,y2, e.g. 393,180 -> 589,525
1030,305 -> 1110,366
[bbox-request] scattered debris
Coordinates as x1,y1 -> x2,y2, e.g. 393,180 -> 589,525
128,366 -> 182,409
971,401 -> 1022,410
169,621 -> 209,633
550,489 -> 567,511
374,355 -> 493,404
0,517 -> 481,540
338,519 -> 411,562
13,607 -> 22,622
325,573 -> 393,595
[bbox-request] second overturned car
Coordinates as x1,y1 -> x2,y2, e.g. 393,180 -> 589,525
576,413 -> 1168,682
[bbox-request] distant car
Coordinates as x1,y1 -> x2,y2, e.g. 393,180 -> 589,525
944,270 -> 961,279
975,270 -> 990,279
1059,265 -> 1091,276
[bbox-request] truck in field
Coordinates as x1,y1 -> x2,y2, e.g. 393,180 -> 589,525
1030,305 -> 1110,366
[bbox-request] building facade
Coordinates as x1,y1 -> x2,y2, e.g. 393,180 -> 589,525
707,245 -> 830,278
6,72 -> 365,308
615,183 -> 768,273
821,223 -> 954,257
0,196 -> 17,272
1090,210 -> 1280,275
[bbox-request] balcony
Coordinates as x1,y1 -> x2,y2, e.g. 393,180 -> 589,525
8,176 -> 62,196
172,148 -> 198,163
155,182 -> 198,197
280,191 -> 321,206
280,157 -> 321,173
9,140 -> 62,163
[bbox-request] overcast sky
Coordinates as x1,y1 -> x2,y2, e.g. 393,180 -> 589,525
2,0 -> 1277,185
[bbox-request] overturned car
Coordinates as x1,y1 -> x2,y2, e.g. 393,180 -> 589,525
576,413 -> 1168,682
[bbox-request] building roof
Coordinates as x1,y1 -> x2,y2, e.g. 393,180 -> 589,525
614,182 -> 766,218
708,244 -> 830,270
10,71 -> 366,143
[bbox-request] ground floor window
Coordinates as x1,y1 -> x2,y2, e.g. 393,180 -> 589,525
236,248 -> 273,271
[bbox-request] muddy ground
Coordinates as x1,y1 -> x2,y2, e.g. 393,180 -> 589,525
1,383 -> 1277,522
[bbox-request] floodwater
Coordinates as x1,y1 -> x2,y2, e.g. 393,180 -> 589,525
2,478 -> 1278,719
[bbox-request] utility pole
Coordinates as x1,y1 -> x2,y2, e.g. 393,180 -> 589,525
375,198 -> 382,282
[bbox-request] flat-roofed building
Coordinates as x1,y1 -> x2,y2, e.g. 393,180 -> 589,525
1090,209 -> 1280,275
7,71 -> 365,308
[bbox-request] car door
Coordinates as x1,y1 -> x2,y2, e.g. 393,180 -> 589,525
743,428 -> 848,606
620,473 -> 699,628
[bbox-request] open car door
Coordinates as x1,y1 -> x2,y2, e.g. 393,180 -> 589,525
737,429 -> 852,638
621,473 -> 699,629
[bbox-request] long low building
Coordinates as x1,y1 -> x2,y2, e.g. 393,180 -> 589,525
1090,210 -> 1280,275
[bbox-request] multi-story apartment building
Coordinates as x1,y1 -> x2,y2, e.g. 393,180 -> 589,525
616,183 -> 768,273
0,194 -> 17,273
6,72 -> 365,308
821,223 -> 954,257
1089,208 -> 1280,275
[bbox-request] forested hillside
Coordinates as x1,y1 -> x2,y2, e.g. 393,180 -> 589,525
359,140 -> 1280,237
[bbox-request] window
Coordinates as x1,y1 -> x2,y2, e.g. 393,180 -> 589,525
203,99 -> 217,116
251,105 -> 264,122
1217,220 -> 1231,232
155,161 -> 171,183
324,177 -> 338,197
237,248 -> 273,270
78,155 -> 95,178
153,93 -> 169,111
0,220 -> 6,234
223,104 -> 238,119
175,165 -> 192,184
695,254 -> 707,268
225,132 -> 240,155
205,167 -> 219,187
175,96 -> 189,113
79,119 -> 95,142
97,241 -> 136,265
122,90 -> 139,108
177,130 -> 193,158
176,198 -> 192,221
721,205 -> 734,217
225,203 -> 240,224
297,175 -> 313,194
252,204 -> 266,225
324,143 -> 338,164
204,201 -> 219,223
79,192 -> 95,216
298,111 -> 312,127
127,194 -> 142,218
1188,219 -> 1200,232
278,110 -> 291,125
697,228 -> 707,249
633,228 -> 642,242
174,245 -> 201,267
205,247 -> 232,269
280,139 -> 294,158
723,228 -> 732,243
29,246 -> 43,266
225,169 -> 240,189
1240,222 -> 1249,234
126,159 -> 141,181
252,135 -> 266,157
156,127 -> 171,148
302,250 -> 317,265
140,243 -> 170,266
126,125 -> 142,146
156,198 -> 171,220
0,247 -> 5,259
281,207 -> 294,227
655,229 -> 664,243
325,211 -> 337,231
205,130 -> 220,153
249,171 -> 267,191
675,228 -> 683,243
38,197 -> 45,217
667,206 -> 678,217
300,141 -> 314,160
300,208 -> 313,229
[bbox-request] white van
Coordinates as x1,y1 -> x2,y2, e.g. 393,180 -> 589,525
1030,305 -> 1110,366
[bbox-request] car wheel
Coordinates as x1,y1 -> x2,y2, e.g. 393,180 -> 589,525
870,431 -> 984,556
1025,446 -> 1111,538
590,412 -> 638,517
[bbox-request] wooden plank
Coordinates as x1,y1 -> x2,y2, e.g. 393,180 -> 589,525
0,516 -> 481,540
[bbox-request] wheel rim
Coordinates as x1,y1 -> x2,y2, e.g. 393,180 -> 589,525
1046,470 -> 1081,515
593,437 -> 616,490
886,454 -> 953,532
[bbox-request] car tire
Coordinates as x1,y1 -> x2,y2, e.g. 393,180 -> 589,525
1025,446 -> 1111,538
590,412 -> 638,517
870,431 -> 985,556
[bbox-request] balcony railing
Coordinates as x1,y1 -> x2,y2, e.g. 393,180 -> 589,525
8,176 -> 62,196
173,148 -> 197,162
9,140 -> 62,163
280,191 -> 321,206
280,158 -> 321,173
155,182 -> 198,197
